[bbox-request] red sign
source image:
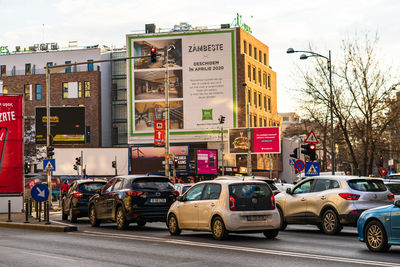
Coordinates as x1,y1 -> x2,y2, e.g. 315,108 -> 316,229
0,95 -> 23,194
378,168 -> 388,177
294,160 -> 305,171
154,120 -> 165,146
304,130 -> 319,144
253,127 -> 280,153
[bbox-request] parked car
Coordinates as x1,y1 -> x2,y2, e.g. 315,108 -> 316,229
62,179 -> 107,223
384,180 -> 400,200
88,175 -> 178,229
357,200 -> 400,252
275,182 -> 294,193
275,175 -> 394,234
174,183 -> 193,195
216,176 -> 280,195
167,179 -> 280,240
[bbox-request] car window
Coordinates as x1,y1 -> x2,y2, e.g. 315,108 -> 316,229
112,178 -> 123,191
182,186 -> 191,194
313,179 -> 330,192
102,179 -> 116,193
78,182 -> 106,193
185,184 -> 206,201
264,180 -> 278,191
202,184 -> 221,200
330,180 -> 340,189
348,179 -> 387,192
67,182 -> 76,195
229,183 -> 273,211
131,177 -> 174,191
385,184 -> 400,194
293,180 -> 313,194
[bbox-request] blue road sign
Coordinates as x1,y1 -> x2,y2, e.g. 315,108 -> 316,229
388,170 -> 395,175
31,184 -> 49,202
43,159 -> 56,171
289,159 -> 295,166
83,174 -> 88,179
305,162 -> 320,176
294,160 -> 305,171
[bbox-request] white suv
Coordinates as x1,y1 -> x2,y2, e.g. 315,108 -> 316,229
167,179 -> 280,240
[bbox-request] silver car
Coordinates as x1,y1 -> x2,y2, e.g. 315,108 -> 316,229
275,175 -> 394,235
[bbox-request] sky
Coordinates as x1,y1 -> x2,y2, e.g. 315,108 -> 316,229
1,0 -> 399,113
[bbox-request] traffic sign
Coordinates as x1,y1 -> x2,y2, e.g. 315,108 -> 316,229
31,184 -> 49,202
83,174 -> 89,179
305,162 -> 320,176
304,130 -> 319,144
43,159 -> 56,171
379,168 -> 388,177
294,160 -> 305,172
388,170 -> 395,175
289,159 -> 295,166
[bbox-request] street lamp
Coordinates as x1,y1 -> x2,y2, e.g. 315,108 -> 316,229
165,45 -> 175,180
287,47 -> 335,175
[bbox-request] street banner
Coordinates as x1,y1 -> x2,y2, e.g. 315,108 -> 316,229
0,95 -> 23,194
154,120 -> 165,146
196,149 -> 218,174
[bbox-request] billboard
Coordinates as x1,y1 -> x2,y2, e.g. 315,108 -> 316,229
196,149 -> 218,174
35,107 -> 85,144
0,95 -> 23,194
127,30 -> 236,144
131,145 -> 189,175
229,127 -> 281,154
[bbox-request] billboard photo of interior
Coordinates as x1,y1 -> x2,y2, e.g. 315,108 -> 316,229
133,39 -> 182,69
135,101 -> 183,131
134,70 -> 182,100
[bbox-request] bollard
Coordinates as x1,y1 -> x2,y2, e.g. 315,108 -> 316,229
38,202 -> 41,222
43,201 -> 47,221
6,200 -> 11,222
24,199 -> 29,223
35,200 -> 39,220
29,199 -> 33,217
45,200 -> 51,225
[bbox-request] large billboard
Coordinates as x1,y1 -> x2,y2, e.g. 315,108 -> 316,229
127,30 -> 236,144
196,149 -> 218,174
0,95 -> 23,194
229,127 -> 281,154
35,107 -> 85,144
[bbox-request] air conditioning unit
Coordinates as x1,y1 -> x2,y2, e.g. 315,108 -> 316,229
15,46 -> 21,52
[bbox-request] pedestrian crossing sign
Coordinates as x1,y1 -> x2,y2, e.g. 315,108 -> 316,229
43,159 -> 56,171
305,162 -> 320,176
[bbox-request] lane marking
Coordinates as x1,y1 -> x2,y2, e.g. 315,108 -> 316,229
21,251 -> 76,261
71,230 -> 399,267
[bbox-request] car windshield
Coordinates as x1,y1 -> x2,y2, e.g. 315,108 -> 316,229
182,186 -> 191,194
78,182 -> 105,193
131,178 -> 174,191
386,184 -> 400,194
263,180 -> 278,191
347,179 -> 386,192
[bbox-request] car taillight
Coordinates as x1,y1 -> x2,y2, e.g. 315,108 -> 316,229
172,190 -> 180,197
388,194 -> 395,201
270,194 -> 275,210
229,195 -> 236,211
73,192 -> 83,198
339,193 -> 360,200
126,190 -> 143,197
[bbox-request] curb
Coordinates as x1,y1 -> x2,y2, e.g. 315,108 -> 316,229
0,222 -> 77,232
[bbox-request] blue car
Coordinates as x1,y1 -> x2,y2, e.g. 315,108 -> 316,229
357,200 -> 400,252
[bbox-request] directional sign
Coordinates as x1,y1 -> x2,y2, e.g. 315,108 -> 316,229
304,130 -> 319,144
378,168 -> 388,177
43,159 -> 56,171
31,184 -> 49,202
289,159 -> 295,166
305,162 -> 320,176
294,160 -> 305,172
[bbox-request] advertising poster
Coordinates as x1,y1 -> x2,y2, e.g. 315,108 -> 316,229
127,30 -> 236,144
0,95 -> 23,194
229,128 -> 250,154
229,127 -> 281,154
196,149 -> 218,174
131,145 -> 188,175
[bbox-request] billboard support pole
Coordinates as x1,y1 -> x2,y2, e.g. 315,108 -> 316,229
45,65 -> 52,214
80,150 -> 84,180
221,124 -> 224,176
247,104 -> 252,176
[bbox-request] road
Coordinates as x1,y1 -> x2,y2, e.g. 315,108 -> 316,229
0,212 -> 398,267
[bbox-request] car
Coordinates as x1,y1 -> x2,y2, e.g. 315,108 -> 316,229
167,179 -> 280,240
88,175 -> 178,229
174,183 -> 193,195
275,175 -> 394,234
357,200 -> 400,252
216,176 -> 281,195
62,179 -> 107,223
275,182 -> 294,192
384,180 -> 400,200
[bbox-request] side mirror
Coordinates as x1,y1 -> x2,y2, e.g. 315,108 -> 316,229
286,188 -> 292,194
394,200 -> 400,208
177,196 -> 184,202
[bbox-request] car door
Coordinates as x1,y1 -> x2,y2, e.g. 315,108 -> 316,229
107,178 -> 124,218
284,179 -> 314,222
391,205 -> 400,241
178,184 -> 206,229
306,179 -> 332,221
197,183 -> 222,229
64,182 -> 77,213
96,178 -> 116,219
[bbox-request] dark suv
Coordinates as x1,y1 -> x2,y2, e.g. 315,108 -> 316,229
62,179 -> 107,223
88,175 -> 179,230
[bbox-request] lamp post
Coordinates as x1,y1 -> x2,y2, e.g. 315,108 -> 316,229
287,48 -> 335,175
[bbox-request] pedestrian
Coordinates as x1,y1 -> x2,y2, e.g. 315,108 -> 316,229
60,180 -> 69,196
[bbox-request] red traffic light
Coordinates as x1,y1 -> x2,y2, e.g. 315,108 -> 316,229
309,144 -> 316,150
151,47 -> 156,53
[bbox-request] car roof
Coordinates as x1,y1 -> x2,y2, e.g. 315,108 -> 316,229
301,175 -> 385,181
197,179 -> 268,185
113,174 -> 169,180
75,179 -> 107,184
216,176 -> 275,182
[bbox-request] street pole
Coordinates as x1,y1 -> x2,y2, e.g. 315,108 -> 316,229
115,155 -> 118,176
328,50 -> 335,175
80,150 -> 84,180
164,48 -> 170,180
269,155 -> 272,179
45,65 -> 52,214
221,124 -> 224,176
247,104 -> 252,176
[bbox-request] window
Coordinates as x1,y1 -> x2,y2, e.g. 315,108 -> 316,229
252,67 -> 256,82
264,119 -> 267,126
65,61 -> 71,73
243,40 -> 247,54
1,65 -> 6,77
88,60 -> 94,72
185,184 -> 205,201
78,82 -> 82,98
249,44 -> 252,57
46,62 -> 53,67
258,69 -> 261,86
264,96 -> 267,111
268,97 -> 271,112
313,179 -> 331,192
263,72 -> 267,89
254,92 -> 257,106
112,178 -> 124,191
293,180 -> 313,194
259,51 -> 262,62
254,47 -> 257,59
258,93 -> 261,108
84,81 -> 91,97
35,84 -> 41,100
102,179 -> 117,194
24,84 -> 32,100
283,117 -> 289,121
268,74 -> 271,89
248,90 -> 251,104
25,64 -> 31,75
62,82 -> 68,98
263,53 -> 266,65
2,86 -> 8,94
347,179 -> 386,192
259,118 -> 262,127
254,115 -> 257,127
202,184 -> 221,200
331,180 -> 340,189
247,65 -> 251,80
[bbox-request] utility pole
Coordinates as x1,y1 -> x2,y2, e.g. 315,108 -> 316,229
45,64 -> 52,218
247,103 -> 252,176
80,150 -> 84,180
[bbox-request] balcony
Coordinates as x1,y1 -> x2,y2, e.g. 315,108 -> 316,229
1,65 -> 100,77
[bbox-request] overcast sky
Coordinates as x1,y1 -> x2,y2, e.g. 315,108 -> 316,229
1,0 -> 399,113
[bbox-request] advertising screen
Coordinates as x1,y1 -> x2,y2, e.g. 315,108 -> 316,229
229,127 -> 281,154
0,95 -> 23,194
196,149 -> 218,174
35,107 -> 85,144
127,30 -> 236,144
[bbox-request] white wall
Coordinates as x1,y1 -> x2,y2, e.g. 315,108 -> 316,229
0,197 -> 23,213
280,138 -> 301,183
100,53 -> 112,147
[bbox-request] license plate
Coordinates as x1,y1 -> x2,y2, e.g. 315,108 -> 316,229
150,198 -> 166,203
246,215 -> 266,221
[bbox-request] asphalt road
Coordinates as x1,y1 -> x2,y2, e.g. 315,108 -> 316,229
0,212 -> 399,267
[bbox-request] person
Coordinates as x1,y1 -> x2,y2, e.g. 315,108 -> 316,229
60,180 -> 69,196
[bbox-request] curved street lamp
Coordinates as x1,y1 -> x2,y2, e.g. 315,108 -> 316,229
287,47 -> 335,175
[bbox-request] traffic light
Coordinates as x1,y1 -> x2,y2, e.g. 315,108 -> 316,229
150,47 -> 157,63
75,157 -> 81,166
301,144 -> 316,161
379,155 -> 383,167
47,146 -> 54,158
219,115 -> 225,124
174,157 -> 178,169
289,148 -> 298,159
73,164 -> 78,170
112,161 -> 116,168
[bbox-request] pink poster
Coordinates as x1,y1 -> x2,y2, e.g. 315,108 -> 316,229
196,149 -> 218,174
253,127 -> 280,154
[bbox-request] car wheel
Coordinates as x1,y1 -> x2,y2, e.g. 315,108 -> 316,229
321,209 -> 342,235
61,204 -> 68,221
263,229 -> 279,239
116,207 -> 129,230
365,220 -> 391,252
277,207 -> 287,231
69,206 -> 77,223
212,216 -> 228,240
137,219 -> 146,227
89,205 -> 100,227
167,214 -> 181,236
